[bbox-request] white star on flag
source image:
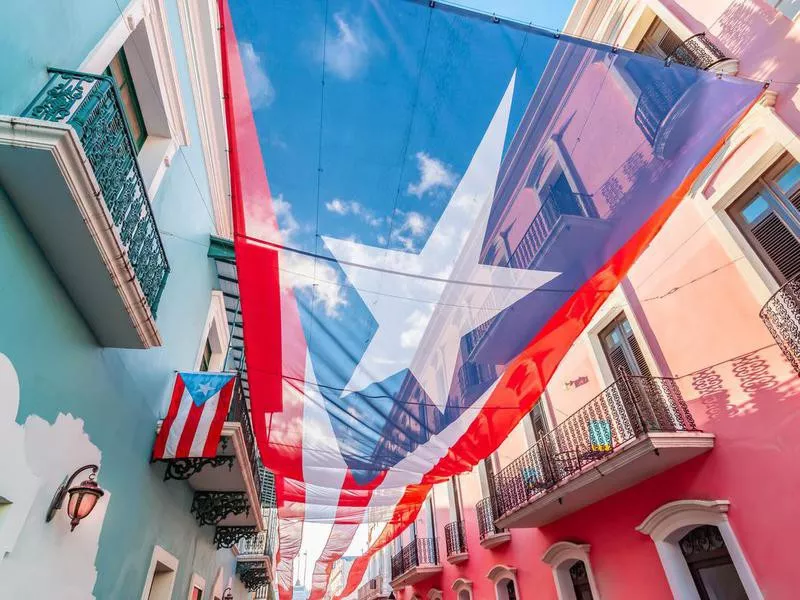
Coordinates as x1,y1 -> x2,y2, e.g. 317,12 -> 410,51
323,74 -> 560,412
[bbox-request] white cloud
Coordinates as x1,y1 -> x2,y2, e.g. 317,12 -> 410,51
326,13 -> 371,80
240,41 -> 275,109
270,195 -> 347,318
325,198 -> 383,227
391,210 -> 432,252
407,152 -> 457,198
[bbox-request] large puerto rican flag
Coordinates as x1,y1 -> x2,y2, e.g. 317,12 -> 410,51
153,372 -> 237,460
217,0 -> 763,597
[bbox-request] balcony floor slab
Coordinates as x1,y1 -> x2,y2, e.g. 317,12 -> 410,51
495,431 -> 715,529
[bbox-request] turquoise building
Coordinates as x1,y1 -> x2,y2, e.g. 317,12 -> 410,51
0,0 -> 275,598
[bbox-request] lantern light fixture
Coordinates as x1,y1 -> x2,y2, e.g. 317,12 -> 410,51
45,464 -> 104,531
222,587 -> 234,600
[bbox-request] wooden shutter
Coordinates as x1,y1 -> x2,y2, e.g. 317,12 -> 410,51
626,332 -> 652,377
749,210 -> 800,282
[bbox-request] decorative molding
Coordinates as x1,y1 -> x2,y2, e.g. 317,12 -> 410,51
486,564 -> 517,583
427,590 -> 443,600
636,499 -> 730,541
194,290 -> 230,371
542,541 -> 602,600
214,526 -> 258,549
452,578 -> 473,592
157,456 -> 235,481
637,499 -> 763,600
541,541 -> 592,566
176,0 -> 231,237
191,491 -> 250,526
0,117 -> 162,347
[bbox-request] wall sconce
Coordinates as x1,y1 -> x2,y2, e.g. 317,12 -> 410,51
222,588 -> 234,600
45,464 -> 104,531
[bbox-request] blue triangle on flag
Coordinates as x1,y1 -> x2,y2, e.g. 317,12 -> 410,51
180,372 -> 236,407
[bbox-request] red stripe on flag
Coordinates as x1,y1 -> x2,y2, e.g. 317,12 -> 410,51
152,374 -> 186,460
176,395 -> 206,458
201,377 -> 236,457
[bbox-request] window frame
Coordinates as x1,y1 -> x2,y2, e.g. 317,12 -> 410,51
187,573 -> 206,600
542,541 -> 602,600
106,47 -> 149,152
140,545 -> 179,600
727,155 -> 800,284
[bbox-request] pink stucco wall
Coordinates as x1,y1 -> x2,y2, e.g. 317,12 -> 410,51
391,2 -> 800,599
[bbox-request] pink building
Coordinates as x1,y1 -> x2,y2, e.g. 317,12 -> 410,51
357,2 -> 800,599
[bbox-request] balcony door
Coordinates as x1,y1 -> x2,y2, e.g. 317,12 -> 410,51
728,157 -> 800,284
600,314 -> 651,378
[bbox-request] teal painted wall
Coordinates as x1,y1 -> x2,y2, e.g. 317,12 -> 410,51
0,0 -> 246,597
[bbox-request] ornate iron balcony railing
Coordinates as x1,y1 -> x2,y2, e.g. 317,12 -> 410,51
760,276 -> 800,376
494,375 -> 698,518
476,496 -> 506,541
22,69 -> 169,315
357,576 -> 384,600
634,68 -> 697,148
390,537 -> 439,580
228,377 -> 272,506
666,33 -> 729,71
507,189 -> 597,270
444,520 -> 467,557
237,530 -> 270,557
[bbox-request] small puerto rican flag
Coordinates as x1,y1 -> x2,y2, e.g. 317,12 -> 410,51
152,372 -> 237,459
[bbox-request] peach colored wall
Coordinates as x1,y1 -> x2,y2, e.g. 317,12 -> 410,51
391,2 -> 800,599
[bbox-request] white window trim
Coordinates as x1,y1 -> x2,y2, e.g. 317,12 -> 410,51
140,545 -> 179,600
687,93 -> 800,306
452,577 -> 473,599
194,290 -> 230,371
211,567 -> 224,600
427,590 -> 443,600
487,564 -> 519,600
79,0 -> 189,199
542,541 -> 602,600
636,499 -> 762,600
581,288 -> 663,387
176,0 -> 231,237
188,573 -> 206,600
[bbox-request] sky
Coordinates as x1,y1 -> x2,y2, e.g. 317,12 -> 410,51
231,0 -> 574,591
288,1 -> 575,587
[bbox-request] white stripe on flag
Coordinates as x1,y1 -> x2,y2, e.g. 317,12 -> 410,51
190,391 -> 221,456
164,388 -> 193,459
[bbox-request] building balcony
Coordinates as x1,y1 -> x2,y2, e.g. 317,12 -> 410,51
476,497 -> 511,549
0,69 -> 170,348
390,538 -> 442,589
666,33 -> 735,73
494,375 -> 714,529
235,513 -> 277,584
760,276 -> 800,376
357,576 -> 389,600
444,521 -> 468,564
154,374 -> 274,542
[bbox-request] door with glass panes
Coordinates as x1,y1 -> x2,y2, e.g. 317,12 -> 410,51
728,157 -> 800,284
600,313 -> 663,432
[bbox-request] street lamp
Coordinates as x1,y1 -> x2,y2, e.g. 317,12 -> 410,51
46,464 -> 104,531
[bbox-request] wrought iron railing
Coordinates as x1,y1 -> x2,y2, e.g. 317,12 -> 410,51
227,377 -> 274,508
634,68 -> 697,148
760,276 -> 800,376
357,576 -> 384,600
444,520 -> 467,557
666,33 -> 729,71
507,189 -> 596,270
476,496 -> 506,541
22,69 -> 170,314
390,537 -> 439,580
494,375 -> 697,518
237,530 -> 270,557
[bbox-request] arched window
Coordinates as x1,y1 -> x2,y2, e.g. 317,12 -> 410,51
452,577 -> 473,600
542,541 -> 601,600
679,525 -> 747,599
487,565 -> 519,600
637,500 -> 762,600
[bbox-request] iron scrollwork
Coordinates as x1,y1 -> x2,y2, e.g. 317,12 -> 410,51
237,563 -> 270,591
158,456 -> 235,481
191,491 -> 250,526
214,525 -> 258,549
